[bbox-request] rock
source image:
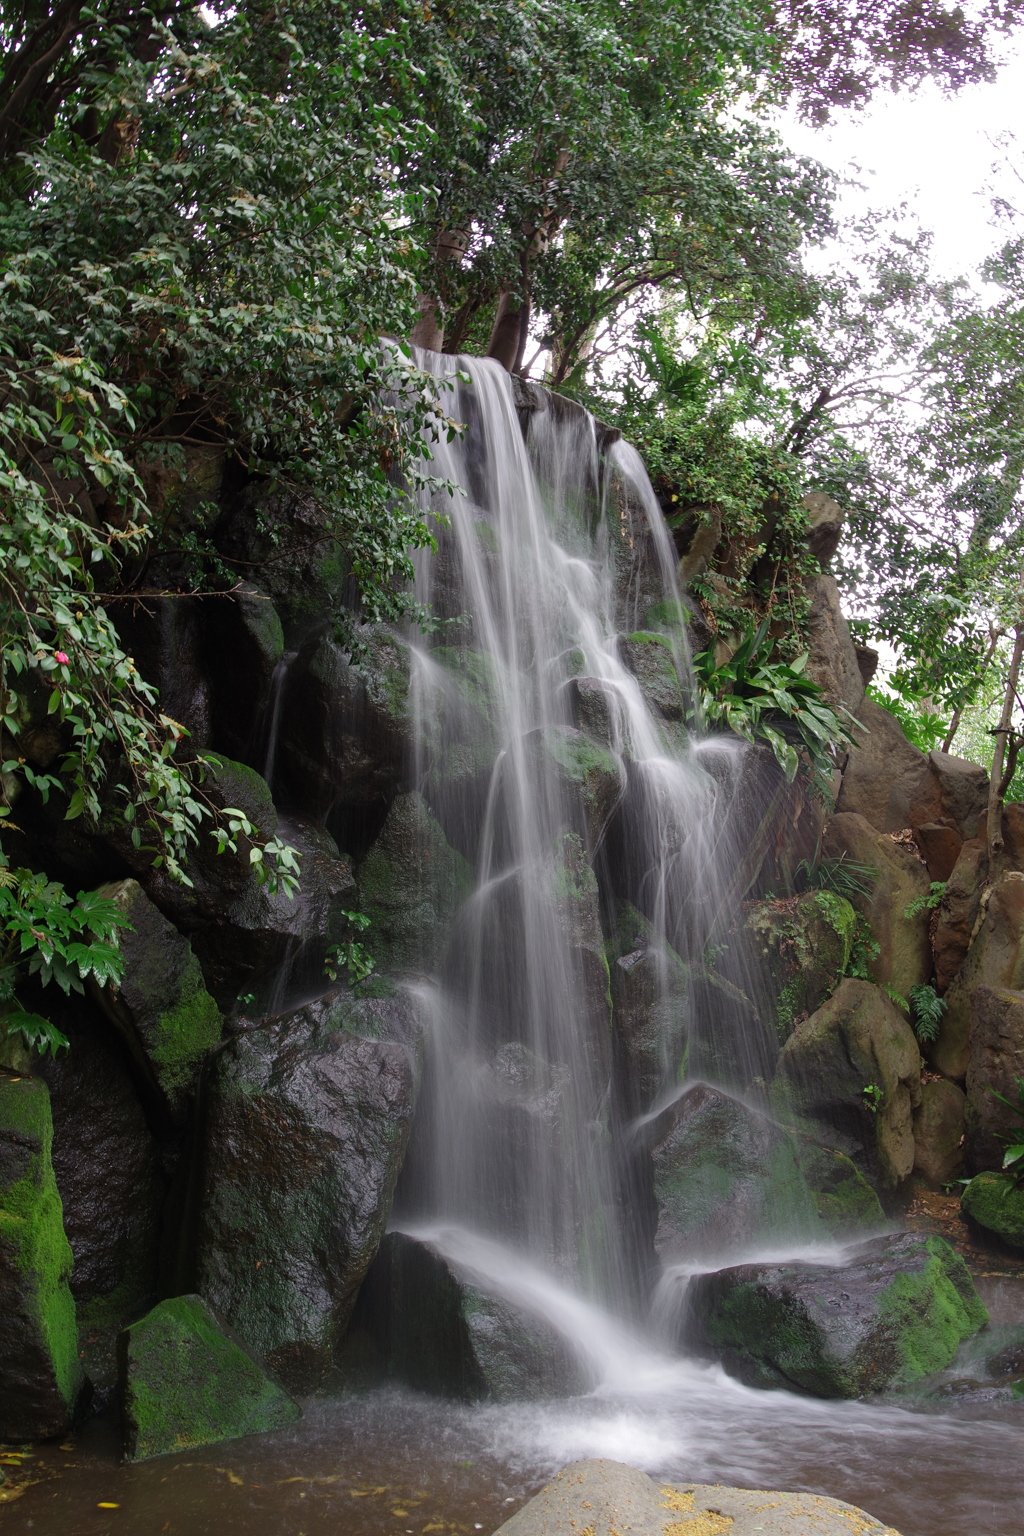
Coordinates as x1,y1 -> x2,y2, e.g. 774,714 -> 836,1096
675,506 -> 723,584
119,1293 -> 300,1461
855,645 -> 879,686
742,890 -> 856,1040
527,726 -> 626,856
836,697 -> 932,834
415,645 -> 500,839
110,595 -> 212,748
804,574 -> 864,712
34,995 -> 164,1321
977,803 -> 1024,870
931,873 -> 1024,1080
961,1171 -> 1024,1252
792,1141 -> 886,1237
277,625 -> 412,814
358,791 -> 472,977
822,813 -> 931,1000
965,986 -> 1024,1174
92,879 -> 222,1128
648,1083 -> 824,1262
609,915 -> 689,1114
926,751 -> 989,840
773,979 -> 921,1193
352,1232 -> 592,1401
618,632 -> 685,721
687,1231 -> 987,1398
191,990 -> 422,1390
491,1459 -> 902,1536
913,820 -> 963,883
912,1079 -> 966,1185
932,838 -> 987,994
0,1073 -> 83,1441
803,490 -> 845,569
202,584 -> 285,763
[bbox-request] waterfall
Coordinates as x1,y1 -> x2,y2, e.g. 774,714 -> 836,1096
392,354 -> 776,1312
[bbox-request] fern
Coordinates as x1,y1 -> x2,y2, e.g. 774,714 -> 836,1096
909,983 -> 946,1043
904,883 -> 946,920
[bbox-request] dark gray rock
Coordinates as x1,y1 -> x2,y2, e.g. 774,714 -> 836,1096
687,1231 -> 987,1398
618,632 -> 685,721
0,1073 -> 83,1441
191,990 -> 423,1390
912,1078 -> 966,1185
358,791 -> 472,977
202,583 -> 285,763
965,985 -> 1024,1174
354,1232 -> 592,1401
610,919 -> 689,1114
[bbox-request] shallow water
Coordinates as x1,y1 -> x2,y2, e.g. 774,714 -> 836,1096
6,1366 -> 1024,1536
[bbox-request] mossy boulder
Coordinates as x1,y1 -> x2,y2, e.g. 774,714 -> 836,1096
352,1232 -> 591,1401
0,1073 -> 83,1441
961,1171 -> 1024,1252
119,1293 -> 300,1461
93,879 -> 221,1127
191,991 -> 423,1390
529,726 -> 625,856
609,908 -> 690,1113
648,1083 -> 824,1265
619,631 -> 685,721
687,1231 -> 988,1398
358,791 -> 473,977
743,889 -> 856,1040
792,1141 -> 885,1237
773,978 -> 921,1194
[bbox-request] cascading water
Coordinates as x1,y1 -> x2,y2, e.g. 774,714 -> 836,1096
391,352 -> 775,1316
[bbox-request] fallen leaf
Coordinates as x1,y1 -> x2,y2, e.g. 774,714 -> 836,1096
97,1501 -> 121,1509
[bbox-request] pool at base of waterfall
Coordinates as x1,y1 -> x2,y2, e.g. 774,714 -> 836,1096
4,1342 -> 1023,1536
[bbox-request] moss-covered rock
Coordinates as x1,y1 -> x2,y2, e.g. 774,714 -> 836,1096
0,1073 -> 82,1441
191,991 -> 423,1390
649,1083 -> 824,1264
743,889 -> 856,1040
961,1171 -> 1024,1251
609,907 -> 690,1114
619,631 -> 685,721
688,1231 -> 988,1398
358,791 -> 473,977
531,726 -> 625,856
119,1293 -> 300,1461
93,880 -> 221,1126
773,978 -> 921,1193
792,1141 -> 885,1237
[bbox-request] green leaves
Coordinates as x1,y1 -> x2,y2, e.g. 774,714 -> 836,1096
908,982 -> 946,1044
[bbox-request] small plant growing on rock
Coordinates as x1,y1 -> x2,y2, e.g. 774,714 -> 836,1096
862,1082 -> 884,1114
908,982 -> 946,1043
795,848 -> 877,900
325,911 -> 375,989
903,883 -> 946,920
987,1076 -> 1024,1188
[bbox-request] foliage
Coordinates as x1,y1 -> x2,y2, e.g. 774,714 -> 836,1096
692,618 -> 860,790
794,848 -> 877,900
0,869 -> 130,1055
987,1077 -> 1024,1187
904,883 -> 947,920
867,684 -> 949,753
846,913 -> 882,981
324,911 -> 376,990
862,1082 -> 884,1114
908,982 -> 946,1044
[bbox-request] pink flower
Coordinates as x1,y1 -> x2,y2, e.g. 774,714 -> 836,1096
55,651 -> 69,665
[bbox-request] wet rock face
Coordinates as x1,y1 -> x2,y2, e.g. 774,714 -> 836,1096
119,1293 -> 300,1461
742,889 -> 855,1041
0,1074 -> 83,1442
912,1078 -> 966,1186
648,1083 -> 823,1262
618,632 -> 685,721
92,879 -> 222,1129
609,924 -> 689,1114
358,791 -> 473,978
961,1171 -> 1024,1251
687,1231 -> 987,1398
773,978 -> 922,1194
965,985 -> 1024,1173
353,1232 -> 592,1401
192,991 -> 423,1391
822,813 -> 931,1001
931,872 -> 1024,1081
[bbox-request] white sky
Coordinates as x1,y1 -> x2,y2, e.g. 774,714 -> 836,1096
778,40 -> 1024,279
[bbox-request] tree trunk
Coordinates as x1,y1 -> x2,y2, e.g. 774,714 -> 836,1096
486,289 -> 527,371
986,620 -> 1024,880
409,228 -> 470,353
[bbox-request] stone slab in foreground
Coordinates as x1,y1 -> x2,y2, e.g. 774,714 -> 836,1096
492,1460 -> 900,1536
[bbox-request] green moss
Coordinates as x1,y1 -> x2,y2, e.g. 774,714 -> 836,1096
150,966 -> 222,1094
644,599 -> 691,632
543,727 -> 618,784
872,1238 -> 988,1383
794,1143 -> 884,1236
210,757 -> 278,838
0,1077 -> 81,1410
813,889 -> 857,953
119,1293 -> 301,1461
961,1171 -> 1024,1251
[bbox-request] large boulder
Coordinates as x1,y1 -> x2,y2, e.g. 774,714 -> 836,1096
609,915 -> 690,1114
912,1078 -> 966,1185
119,1293 -> 300,1461
927,751 -> 989,841
357,791 -> 473,978
277,626 -> 412,815
792,1140 -> 885,1237
961,1171 -> 1024,1252
804,574 -> 865,713
92,879 -> 222,1128
835,697 -> 931,834
351,1232 -> 592,1401
687,1231 -> 987,1398
0,1074 -> 83,1441
932,838 -> 987,994
191,990 -> 423,1390
822,813 -> 931,1000
527,726 -> 626,856
977,803 -> 1024,870
491,1460 -> 901,1536
618,632 -> 686,721
742,889 -> 855,1040
648,1083 -> 824,1262
965,986 -> 1024,1173
773,979 -> 921,1193
931,872 -> 1024,1080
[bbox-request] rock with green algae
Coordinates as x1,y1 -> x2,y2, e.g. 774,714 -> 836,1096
0,1073 -> 83,1441
961,1171 -> 1024,1252
687,1231 -> 987,1399
118,1293 -> 300,1461
743,888 -> 856,1041
619,631 -> 685,721
358,791 -> 473,977
92,878 -> 221,1127
792,1140 -> 885,1237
